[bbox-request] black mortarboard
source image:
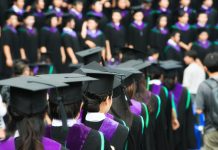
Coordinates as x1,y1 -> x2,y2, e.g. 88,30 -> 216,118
131,7 -> 144,15
5,10 -> 18,20
117,60 -> 151,72
75,62 -> 116,95
68,63 -> 83,72
62,13 -> 75,24
160,61 -> 183,78
85,13 -> 101,22
76,47 -> 103,64
0,76 -> 67,115
22,11 -> 34,20
121,48 -> 146,61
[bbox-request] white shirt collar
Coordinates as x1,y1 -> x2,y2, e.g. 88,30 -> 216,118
55,7 -> 61,12
12,5 -> 23,13
52,119 -> 77,127
63,27 -> 73,33
149,79 -> 161,85
85,112 -> 106,122
14,130 -> 19,138
168,39 -> 178,47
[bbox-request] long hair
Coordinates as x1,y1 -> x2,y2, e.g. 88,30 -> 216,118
6,106 -> 46,150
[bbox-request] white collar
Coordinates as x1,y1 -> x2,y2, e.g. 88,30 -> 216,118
52,119 -> 77,127
168,39 -> 178,47
202,5 -> 209,10
14,130 -> 19,138
70,8 -> 80,14
63,27 -> 73,32
134,21 -> 143,26
197,22 -> 206,27
55,7 -> 61,12
85,112 -> 106,122
149,79 -> 161,85
12,5 -> 23,13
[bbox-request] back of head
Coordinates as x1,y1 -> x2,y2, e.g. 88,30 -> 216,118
204,52 -> 218,73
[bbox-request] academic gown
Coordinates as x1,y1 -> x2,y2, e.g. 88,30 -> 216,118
109,95 -> 144,150
171,23 -> 193,45
164,44 -> 183,62
40,26 -> 63,73
128,22 -> 148,55
1,25 -> 20,78
104,22 -> 126,57
192,40 -> 214,62
18,26 -> 38,63
149,27 -> 169,60
32,9 -> 46,30
149,83 -> 171,150
84,115 -> 129,150
175,7 -> 197,24
119,9 -> 131,29
45,123 -> 107,150
61,30 -> 81,71
168,83 -> 197,150
191,24 -> 213,41
150,9 -> 173,28
86,11 -> 108,30
69,9 -> 84,32
199,7 -> 218,26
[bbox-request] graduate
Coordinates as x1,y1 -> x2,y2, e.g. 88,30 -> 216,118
10,0 -> 25,21
171,10 -> 193,52
0,76 -> 68,150
151,0 -> 172,27
40,12 -> 65,73
161,62 -> 197,150
69,0 -> 84,32
177,0 -> 196,24
1,11 -> 20,78
32,0 -> 46,30
48,0 -> 64,18
61,14 -> 80,72
199,0 -> 218,26
105,9 -> 126,63
192,29 -> 213,63
77,62 -> 129,150
106,66 -> 146,150
149,15 -> 169,60
142,0 -> 153,29
191,12 -> 212,41
86,0 -> 108,30
116,0 -> 131,28
18,12 -> 38,63
128,9 -> 148,55
164,31 -> 183,62
81,15 -> 107,60
39,73 -> 110,150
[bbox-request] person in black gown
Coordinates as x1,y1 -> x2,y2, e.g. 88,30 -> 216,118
149,15 -> 169,60
128,9 -> 149,56
42,73 -> 110,150
105,9 -> 126,63
161,62 -> 197,150
9,0 -> 25,22
0,76 -> 67,150
61,14 -> 81,72
192,29 -> 213,63
1,11 -> 20,78
40,12 -> 65,73
18,12 -> 38,63
32,0 -> 46,30
116,0 -> 131,28
78,62 -> 129,150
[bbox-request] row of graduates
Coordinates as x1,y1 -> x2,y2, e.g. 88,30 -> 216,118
0,59 -> 197,150
2,6 -> 218,77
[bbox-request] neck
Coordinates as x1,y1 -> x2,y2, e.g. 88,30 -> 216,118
209,72 -> 218,77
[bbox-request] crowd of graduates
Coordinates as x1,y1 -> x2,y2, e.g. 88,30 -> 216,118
0,0 -> 218,150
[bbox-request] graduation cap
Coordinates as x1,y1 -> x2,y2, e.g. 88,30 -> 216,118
131,7 -> 144,16
76,47 -> 103,64
0,76 -> 68,115
121,47 -> 146,61
68,63 -> 83,72
5,10 -> 18,20
29,62 -> 54,75
85,13 -> 102,22
75,62 -> 116,95
62,13 -> 75,25
117,60 -> 151,72
160,61 -> 183,78
22,11 -> 35,20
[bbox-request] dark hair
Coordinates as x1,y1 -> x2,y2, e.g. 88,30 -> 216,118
156,15 -> 167,27
184,50 -> 198,60
73,0 -> 83,5
49,102 -> 81,120
125,81 -> 137,99
204,52 -> 218,73
13,59 -> 29,76
63,17 -> 75,27
178,9 -> 187,18
170,31 -> 180,38
6,107 -> 46,150
82,91 -> 112,122
162,72 -> 177,90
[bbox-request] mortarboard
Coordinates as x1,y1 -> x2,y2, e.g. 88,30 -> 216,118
121,47 -> 146,61
22,11 -> 35,20
68,63 -> 84,72
0,76 -> 68,115
75,62 -> 116,95
160,61 -> 183,78
76,47 -> 103,64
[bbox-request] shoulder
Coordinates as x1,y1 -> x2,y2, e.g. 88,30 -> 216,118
42,137 -> 62,149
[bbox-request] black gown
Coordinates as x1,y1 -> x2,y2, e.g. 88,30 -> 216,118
32,9 -> 46,30
164,43 -> 183,62
149,27 -> 169,60
168,83 -> 196,150
40,26 -> 63,73
191,24 -> 213,41
84,119 -> 129,150
104,22 -> 126,57
69,9 -> 84,32
192,40 -> 214,62
150,9 -> 173,28
86,11 -> 108,30
1,25 -> 20,78
199,6 -> 218,26
18,26 -> 38,63
46,125 -> 110,150
128,22 -> 148,55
